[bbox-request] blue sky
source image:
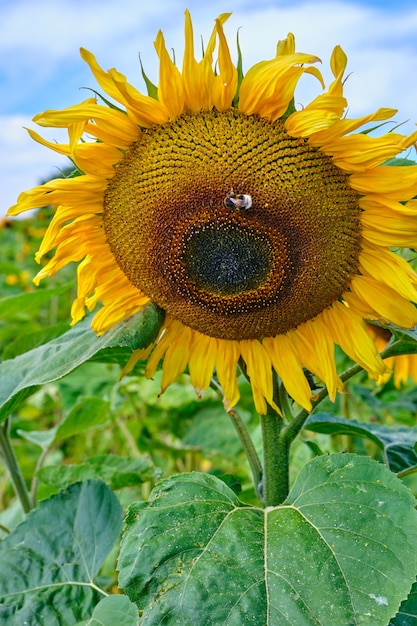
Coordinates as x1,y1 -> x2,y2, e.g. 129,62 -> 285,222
2,0 -> 417,217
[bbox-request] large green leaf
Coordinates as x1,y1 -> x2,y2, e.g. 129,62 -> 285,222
0,480 -> 123,625
390,579 -> 417,625
118,454 -> 417,625
305,413 -> 417,473
74,595 -> 139,626
0,303 -> 163,423
3,323 -> 70,360
305,413 -> 417,446
0,284 -> 72,319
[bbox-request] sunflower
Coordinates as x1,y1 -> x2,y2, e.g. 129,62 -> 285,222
9,11 -> 417,415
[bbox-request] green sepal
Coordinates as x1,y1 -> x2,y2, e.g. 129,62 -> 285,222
232,28 -> 244,108
81,87 -> 126,113
139,55 -> 158,100
281,97 -> 296,121
383,157 -> 417,167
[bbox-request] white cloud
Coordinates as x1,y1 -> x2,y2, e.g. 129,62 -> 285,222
2,0 -> 417,217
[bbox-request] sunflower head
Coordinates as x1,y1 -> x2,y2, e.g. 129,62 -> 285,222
8,11 -> 417,414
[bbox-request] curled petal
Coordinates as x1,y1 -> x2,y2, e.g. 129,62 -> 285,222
239,53 -> 323,121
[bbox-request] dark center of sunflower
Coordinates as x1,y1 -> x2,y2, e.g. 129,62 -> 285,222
183,224 -> 272,295
103,110 -> 361,341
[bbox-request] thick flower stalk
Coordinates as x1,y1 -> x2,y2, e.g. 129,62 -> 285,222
9,11 -> 417,415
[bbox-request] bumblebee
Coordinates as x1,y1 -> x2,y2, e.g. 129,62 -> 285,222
224,191 -> 252,212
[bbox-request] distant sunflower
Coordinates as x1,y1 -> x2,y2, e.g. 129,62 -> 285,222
367,323 -> 417,388
9,11 -> 417,414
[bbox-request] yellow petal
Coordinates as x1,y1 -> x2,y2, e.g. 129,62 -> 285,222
320,130 -> 417,172
108,67 -> 169,127
182,10 -> 232,112
8,174 -> 107,217
239,53 -> 323,121
360,200 -> 417,248
322,303 -> 386,376
285,46 -> 348,138
25,128 -> 72,157
91,291 -> 148,334
263,334 -> 312,411
276,33 -> 295,56
33,99 -> 139,146
239,339 -> 280,415
160,324 -> 192,391
305,108 -> 397,148
121,345 -> 154,378
293,319 -> 342,402
359,243 -> 417,302
80,48 -> 169,127
188,333 -> 218,390
80,48 -> 126,105
330,45 -> 348,79
362,196 -> 417,216
154,30 -> 184,119
285,99 -> 346,137
33,214 -> 104,281
72,142 -> 121,177
350,165 -> 417,200
144,325 -> 171,379
351,275 -> 417,328
392,354 -> 417,388
211,18 -> 238,111
215,339 -> 240,411
35,203 -> 99,261
33,98 -> 94,126
144,318 -> 184,382
182,9 -> 200,111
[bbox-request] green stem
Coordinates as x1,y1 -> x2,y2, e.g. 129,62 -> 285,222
228,408 -> 263,500
237,363 -> 291,506
210,379 -> 263,500
397,465 -> 417,479
259,404 -> 287,506
380,339 -> 412,360
116,417 -> 142,458
30,446 -> 49,507
0,419 -> 32,514
263,362 -> 365,505
340,362 -> 365,385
